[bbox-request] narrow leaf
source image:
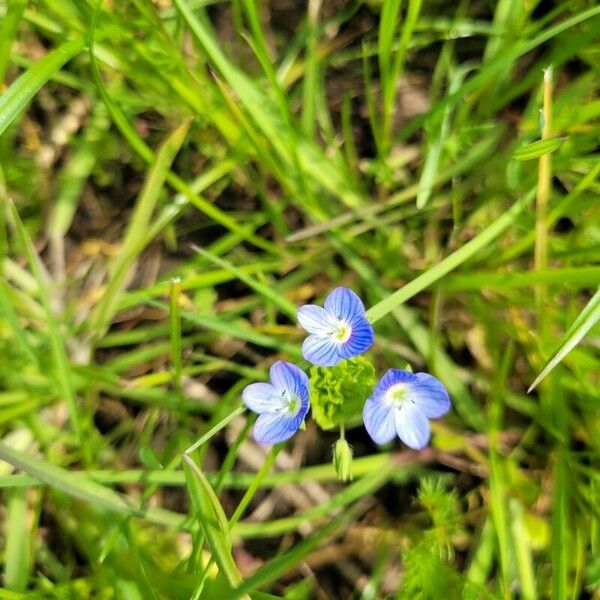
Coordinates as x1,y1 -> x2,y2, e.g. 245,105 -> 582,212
366,189 -> 535,323
183,456 -> 243,589
513,137 -> 565,161
6,200 -> 82,445
0,38 -> 84,137
528,288 -> 600,392
89,119 -> 191,339
0,442 -> 185,530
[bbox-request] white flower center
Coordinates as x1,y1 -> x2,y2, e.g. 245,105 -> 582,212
278,389 -> 301,416
332,321 -> 352,343
385,383 -> 412,408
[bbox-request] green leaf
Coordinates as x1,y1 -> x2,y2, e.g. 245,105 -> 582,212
513,137 -> 565,161
183,456 -> 243,588
366,189 -> 536,324
192,245 -> 297,319
89,119 -> 191,339
0,0 -> 28,84
0,442 -> 185,530
4,488 -> 31,592
528,288 -> 600,392
87,4 -> 277,256
138,446 -> 163,470
5,199 -> 83,448
228,505 -> 365,600
0,38 -> 84,137
172,0 -> 362,209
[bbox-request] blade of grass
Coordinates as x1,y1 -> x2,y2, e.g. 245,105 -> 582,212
382,0 -> 423,154
228,504 -> 365,600
528,287 -> 600,392
0,0 -> 28,84
89,119 -> 191,339
534,67 -> 553,338
138,296 -> 302,358
87,4 -> 278,255
488,346 -> 514,599
182,455 -> 244,589
191,442 -> 280,599
366,189 -> 536,324
510,499 -> 537,600
444,266 -> 600,292
301,0 -> 321,137
552,403 -> 569,600
185,406 -> 246,455
5,199 -> 84,452
4,488 -> 31,592
0,453 -> 404,491
513,137 -> 565,161
0,38 -> 84,137
191,245 -> 297,319
228,445 -> 280,528
0,442 -> 185,530
169,278 -> 183,396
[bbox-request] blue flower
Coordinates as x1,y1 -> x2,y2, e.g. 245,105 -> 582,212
363,369 -> 451,450
297,287 -> 374,367
242,361 -> 310,444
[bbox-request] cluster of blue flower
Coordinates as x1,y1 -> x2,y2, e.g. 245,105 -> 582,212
242,287 -> 451,449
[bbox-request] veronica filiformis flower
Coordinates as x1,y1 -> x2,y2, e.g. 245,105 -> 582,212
363,369 -> 451,450
297,287 -> 374,367
242,361 -> 310,444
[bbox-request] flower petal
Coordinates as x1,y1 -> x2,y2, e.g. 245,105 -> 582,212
269,361 -> 309,400
339,316 -> 374,359
242,382 -> 283,414
253,412 -> 300,444
324,287 -> 365,322
410,373 -> 451,419
363,396 -> 397,444
297,305 -> 335,335
395,403 -> 430,450
302,334 -> 343,367
372,369 -> 415,398
296,390 -> 310,422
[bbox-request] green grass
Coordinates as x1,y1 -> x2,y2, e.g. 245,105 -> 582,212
0,0 -> 599,598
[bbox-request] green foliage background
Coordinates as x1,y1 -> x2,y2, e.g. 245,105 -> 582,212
0,0 -> 599,598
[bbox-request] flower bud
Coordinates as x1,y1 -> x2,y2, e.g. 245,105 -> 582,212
333,438 -> 353,482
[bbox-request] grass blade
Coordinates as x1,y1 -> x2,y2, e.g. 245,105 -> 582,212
0,442 -> 185,530
169,277 -> 183,394
4,488 -> 31,592
528,287 -> 600,392
183,455 -> 244,588
0,38 -> 84,137
5,199 -> 84,450
89,119 -> 191,339
228,505 -> 364,600
0,0 -> 28,84
366,189 -> 536,323
513,137 -> 565,161
192,245 -> 297,319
